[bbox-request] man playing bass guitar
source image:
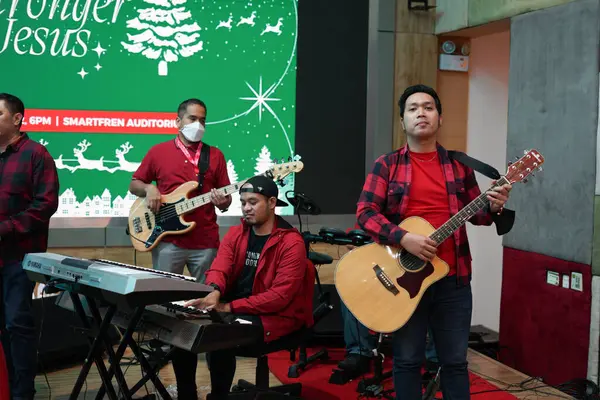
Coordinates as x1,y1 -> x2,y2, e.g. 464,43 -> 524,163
356,84 -> 512,400
130,99 -> 231,283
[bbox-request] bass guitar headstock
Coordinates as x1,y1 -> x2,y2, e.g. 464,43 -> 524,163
264,155 -> 304,185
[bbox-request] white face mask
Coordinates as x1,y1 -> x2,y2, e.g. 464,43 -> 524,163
180,121 -> 205,142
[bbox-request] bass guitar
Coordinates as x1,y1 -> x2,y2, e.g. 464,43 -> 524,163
127,159 -> 304,252
334,149 -> 544,333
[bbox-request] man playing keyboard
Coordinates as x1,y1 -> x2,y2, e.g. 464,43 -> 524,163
172,175 -> 313,400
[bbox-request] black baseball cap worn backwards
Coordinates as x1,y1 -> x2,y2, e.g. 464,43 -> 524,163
240,175 -> 289,207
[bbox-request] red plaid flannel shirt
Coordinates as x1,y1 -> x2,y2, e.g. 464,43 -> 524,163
356,143 -> 493,283
0,134 -> 59,267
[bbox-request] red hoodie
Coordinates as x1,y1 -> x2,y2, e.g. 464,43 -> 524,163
205,217 -> 314,342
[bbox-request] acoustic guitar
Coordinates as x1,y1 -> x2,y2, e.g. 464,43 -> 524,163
334,149 -> 544,333
127,159 -> 304,252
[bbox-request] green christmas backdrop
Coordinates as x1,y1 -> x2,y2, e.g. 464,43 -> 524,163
0,0 -> 298,217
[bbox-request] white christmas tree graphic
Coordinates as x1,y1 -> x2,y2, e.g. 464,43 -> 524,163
220,159 -> 242,216
255,145 -> 274,175
121,0 -> 204,76
227,159 -> 239,182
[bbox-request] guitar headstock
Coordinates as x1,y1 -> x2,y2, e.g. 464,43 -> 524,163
265,156 -> 304,183
505,149 -> 545,184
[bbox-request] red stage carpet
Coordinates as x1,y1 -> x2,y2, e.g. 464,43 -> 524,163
268,348 -> 518,399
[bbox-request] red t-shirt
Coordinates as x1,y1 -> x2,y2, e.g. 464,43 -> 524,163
403,151 -> 457,275
132,139 -> 231,250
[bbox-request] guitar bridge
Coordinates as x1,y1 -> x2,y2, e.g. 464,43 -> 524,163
373,265 -> 399,295
133,217 -> 143,234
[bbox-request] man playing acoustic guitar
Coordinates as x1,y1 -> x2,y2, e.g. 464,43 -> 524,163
130,99 -> 232,283
356,84 -> 512,399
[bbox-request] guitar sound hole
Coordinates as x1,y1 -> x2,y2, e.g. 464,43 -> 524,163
399,249 -> 426,272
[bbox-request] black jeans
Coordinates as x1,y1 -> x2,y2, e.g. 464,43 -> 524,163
392,276 -> 472,400
171,315 -> 263,400
0,261 -> 37,400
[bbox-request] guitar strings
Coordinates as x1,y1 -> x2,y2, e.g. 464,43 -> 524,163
400,178 -> 503,271
139,167 -> 298,224
150,185 -> 240,222
146,170 -> 291,222
427,178 -> 502,244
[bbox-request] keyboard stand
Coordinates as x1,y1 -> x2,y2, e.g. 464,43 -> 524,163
68,292 -> 122,400
66,291 -> 173,400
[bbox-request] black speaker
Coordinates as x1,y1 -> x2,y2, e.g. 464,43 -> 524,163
309,284 -> 344,347
33,295 -> 91,371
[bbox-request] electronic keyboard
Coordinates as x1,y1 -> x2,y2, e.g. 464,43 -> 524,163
23,252 -> 212,308
55,293 -> 262,354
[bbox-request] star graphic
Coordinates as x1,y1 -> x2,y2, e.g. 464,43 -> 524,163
94,63 -> 102,71
77,68 -> 88,79
239,77 -> 280,122
92,43 -> 106,58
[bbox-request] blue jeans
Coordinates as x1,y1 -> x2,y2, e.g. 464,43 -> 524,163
341,302 -> 439,363
340,301 -> 376,357
392,276 -> 472,400
0,261 -> 37,399
426,327 -> 438,363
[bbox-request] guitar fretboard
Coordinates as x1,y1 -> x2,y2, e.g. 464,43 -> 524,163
175,180 -> 249,215
429,176 -> 509,244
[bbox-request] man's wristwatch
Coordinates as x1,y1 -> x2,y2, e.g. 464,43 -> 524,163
209,283 -> 221,292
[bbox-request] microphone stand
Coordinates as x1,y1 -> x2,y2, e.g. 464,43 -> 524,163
287,194 -> 332,378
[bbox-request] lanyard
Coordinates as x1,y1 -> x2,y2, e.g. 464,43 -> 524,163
175,137 -> 202,175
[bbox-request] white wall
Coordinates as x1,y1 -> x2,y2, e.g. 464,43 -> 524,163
466,30 -> 510,332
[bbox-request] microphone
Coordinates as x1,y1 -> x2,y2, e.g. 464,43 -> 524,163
285,192 -> 321,215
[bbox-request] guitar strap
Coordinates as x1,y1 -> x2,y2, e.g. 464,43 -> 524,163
125,143 -> 211,239
447,150 -> 500,180
197,143 -> 211,191
447,150 -> 515,235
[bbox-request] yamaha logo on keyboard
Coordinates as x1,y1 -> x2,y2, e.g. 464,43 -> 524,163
27,260 -> 42,270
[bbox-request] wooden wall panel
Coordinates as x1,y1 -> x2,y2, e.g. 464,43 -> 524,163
396,0 -> 436,33
392,34 -> 438,150
392,0 -> 438,150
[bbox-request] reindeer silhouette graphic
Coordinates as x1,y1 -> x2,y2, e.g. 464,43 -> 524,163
261,18 -> 283,36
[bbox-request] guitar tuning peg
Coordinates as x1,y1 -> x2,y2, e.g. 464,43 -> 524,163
287,156 -> 292,162
272,158 -> 278,164
538,167 -> 543,172
523,178 -> 528,183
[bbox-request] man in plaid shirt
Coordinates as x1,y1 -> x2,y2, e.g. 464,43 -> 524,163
0,93 -> 59,400
356,84 -> 512,400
